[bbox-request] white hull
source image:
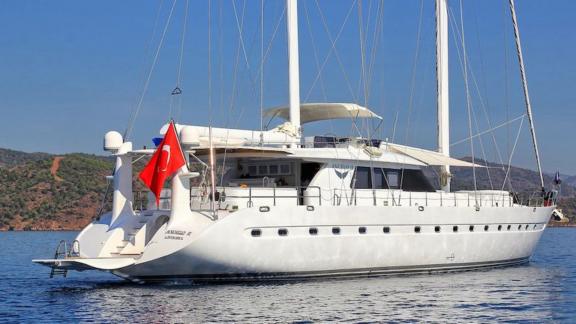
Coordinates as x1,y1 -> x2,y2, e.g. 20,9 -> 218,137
98,205 -> 551,282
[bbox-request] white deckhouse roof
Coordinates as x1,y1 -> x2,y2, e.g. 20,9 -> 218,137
264,103 -> 382,124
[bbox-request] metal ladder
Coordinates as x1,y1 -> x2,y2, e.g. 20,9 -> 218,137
49,240 -> 80,278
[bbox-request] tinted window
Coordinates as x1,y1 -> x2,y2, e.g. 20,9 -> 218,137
278,228 -> 288,236
352,167 -> 372,189
358,227 -> 367,234
373,168 -> 386,189
251,229 -> 261,237
309,227 -> 318,235
383,227 -> 390,233
332,227 -> 341,235
386,170 -> 400,188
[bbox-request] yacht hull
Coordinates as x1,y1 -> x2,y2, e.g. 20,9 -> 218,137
112,205 -> 552,282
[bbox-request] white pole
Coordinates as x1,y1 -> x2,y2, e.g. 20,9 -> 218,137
287,0 -> 301,145
436,0 -> 450,192
508,0 -> 544,189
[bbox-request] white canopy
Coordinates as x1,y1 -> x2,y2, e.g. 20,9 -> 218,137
264,103 -> 382,124
386,144 -> 484,168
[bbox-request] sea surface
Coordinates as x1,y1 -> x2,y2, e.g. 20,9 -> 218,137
0,229 -> 575,323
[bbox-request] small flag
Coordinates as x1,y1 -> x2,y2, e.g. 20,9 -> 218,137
139,122 -> 186,205
554,170 -> 562,185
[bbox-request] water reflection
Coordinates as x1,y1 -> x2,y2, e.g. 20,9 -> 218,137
42,264 -> 567,322
2,230 -> 575,322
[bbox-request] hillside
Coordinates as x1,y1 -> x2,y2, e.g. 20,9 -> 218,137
0,149 -> 574,230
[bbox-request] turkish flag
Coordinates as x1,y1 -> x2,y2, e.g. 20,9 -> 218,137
139,122 -> 186,205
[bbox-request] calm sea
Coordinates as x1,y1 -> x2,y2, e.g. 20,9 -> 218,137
0,229 -> 575,323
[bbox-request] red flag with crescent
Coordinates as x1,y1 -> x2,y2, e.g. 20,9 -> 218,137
139,121 -> 186,205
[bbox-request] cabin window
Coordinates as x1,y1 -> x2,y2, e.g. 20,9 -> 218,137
498,225 -> 502,231
280,164 -> 291,175
332,227 -> 341,235
469,225 -> 474,232
373,169 -> 385,189
435,226 -> 441,233
352,167 -> 372,189
269,165 -> 279,175
258,165 -> 268,175
385,170 -> 400,188
414,226 -> 421,233
248,165 -> 257,175
525,224 -> 529,230
251,229 -> 261,237
383,227 -> 390,233
453,226 -> 458,232
358,227 -> 367,234
533,224 -> 537,230
484,225 -> 489,231
507,225 -> 512,231
309,227 -> 318,235
518,225 -> 522,230
278,228 -> 288,236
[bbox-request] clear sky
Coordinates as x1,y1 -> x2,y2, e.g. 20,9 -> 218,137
0,0 -> 574,174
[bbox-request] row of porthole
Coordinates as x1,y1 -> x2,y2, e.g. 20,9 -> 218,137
250,224 -> 539,237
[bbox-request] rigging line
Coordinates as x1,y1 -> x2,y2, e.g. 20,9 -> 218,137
305,0 -> 358,103
448,8 -> 506,190
501,115 -> 525,191
446,8 -> 496,190
365,0 -> 384,103
447,8 -> 508,176
303,1 -> 327,101
125,0 -> 178,140
172,0 -> 190,121
502,0 -> 511,168
471,100 -> 494,190
128,0 -> 165,133
450,113 -> 525,146
508,0 -> 544,189
208,0 -> 213,125
459,0 -> 478,195
399,0 -> 424,191
260,0 -> 263,133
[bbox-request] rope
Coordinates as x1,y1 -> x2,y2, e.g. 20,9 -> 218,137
125,0 -> 178,140
502,115 -> 525,190
459,0 -> 478,196
171,0 -> 190,120
306,0 -> 358,103
399,0 -> 424,191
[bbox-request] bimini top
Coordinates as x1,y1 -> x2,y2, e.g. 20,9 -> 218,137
264,103 -> 382,124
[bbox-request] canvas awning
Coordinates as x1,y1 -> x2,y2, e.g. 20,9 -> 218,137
264,103 -> 382,124
386,144 -> 484,167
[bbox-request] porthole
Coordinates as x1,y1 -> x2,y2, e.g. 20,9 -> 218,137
278,228 -> 288,236
518,225 -> 522,230
525,224 -> 529,230
332,227 -> 341,235
484,225 -> 489,232
414,226 -> 421,233
358,227 -> 367,234
533,224 -> 537,230
507,225 -> 511,231
498,225 -> 502,231
469,225 -> 474,232
309,227 -> 318,235
251,229 -> 262,237
383,226 -> 390,234
453,225 -> 458,232
435,226 -> 441,233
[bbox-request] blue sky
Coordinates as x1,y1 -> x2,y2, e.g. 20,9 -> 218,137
0,0 -> 574,174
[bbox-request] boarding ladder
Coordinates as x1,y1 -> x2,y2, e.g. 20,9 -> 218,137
49,240 -> 80,278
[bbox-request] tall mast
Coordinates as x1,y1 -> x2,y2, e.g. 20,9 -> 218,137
436,0 -> 450,192
287,0 -> 301,144
508,0 -> 544,189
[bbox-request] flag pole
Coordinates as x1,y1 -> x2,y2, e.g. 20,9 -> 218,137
209,126 -> 217,219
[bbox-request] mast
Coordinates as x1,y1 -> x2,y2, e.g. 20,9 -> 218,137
508,0 -> 544,189
287,0 -> 301,144
436,0 -> 450,192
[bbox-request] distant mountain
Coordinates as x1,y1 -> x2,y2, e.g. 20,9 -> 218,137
0,148 -> 50,168
0,148 -> 574,230
565,175 -> 576,187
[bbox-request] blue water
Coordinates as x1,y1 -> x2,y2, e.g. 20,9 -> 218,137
1,229 -> 575,323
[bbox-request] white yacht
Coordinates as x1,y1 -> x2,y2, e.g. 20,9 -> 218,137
34,0 -> 556,282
